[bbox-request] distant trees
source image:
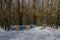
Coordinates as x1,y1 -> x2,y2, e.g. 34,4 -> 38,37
0,0 -> 3,28
57,0 -> 60,27
0,0 -> 60,29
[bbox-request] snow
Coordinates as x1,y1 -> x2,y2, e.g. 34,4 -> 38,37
0,27 -> 60,40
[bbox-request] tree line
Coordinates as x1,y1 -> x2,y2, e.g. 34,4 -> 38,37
0,0 -> 60,30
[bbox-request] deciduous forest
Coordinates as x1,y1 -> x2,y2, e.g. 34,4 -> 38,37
0,0 -> 60,29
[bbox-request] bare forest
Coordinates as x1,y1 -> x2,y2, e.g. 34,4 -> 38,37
0,0 -> 60,29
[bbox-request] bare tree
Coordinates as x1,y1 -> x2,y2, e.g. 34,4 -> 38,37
21,0 -> 27,25
5,0 -> 12,30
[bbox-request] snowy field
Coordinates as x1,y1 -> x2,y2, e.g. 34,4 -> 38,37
0,27 -> 60,40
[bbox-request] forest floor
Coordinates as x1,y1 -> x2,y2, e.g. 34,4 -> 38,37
0,26 -> 60,40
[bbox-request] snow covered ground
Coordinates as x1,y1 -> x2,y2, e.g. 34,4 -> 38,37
0,27 -> 60,40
